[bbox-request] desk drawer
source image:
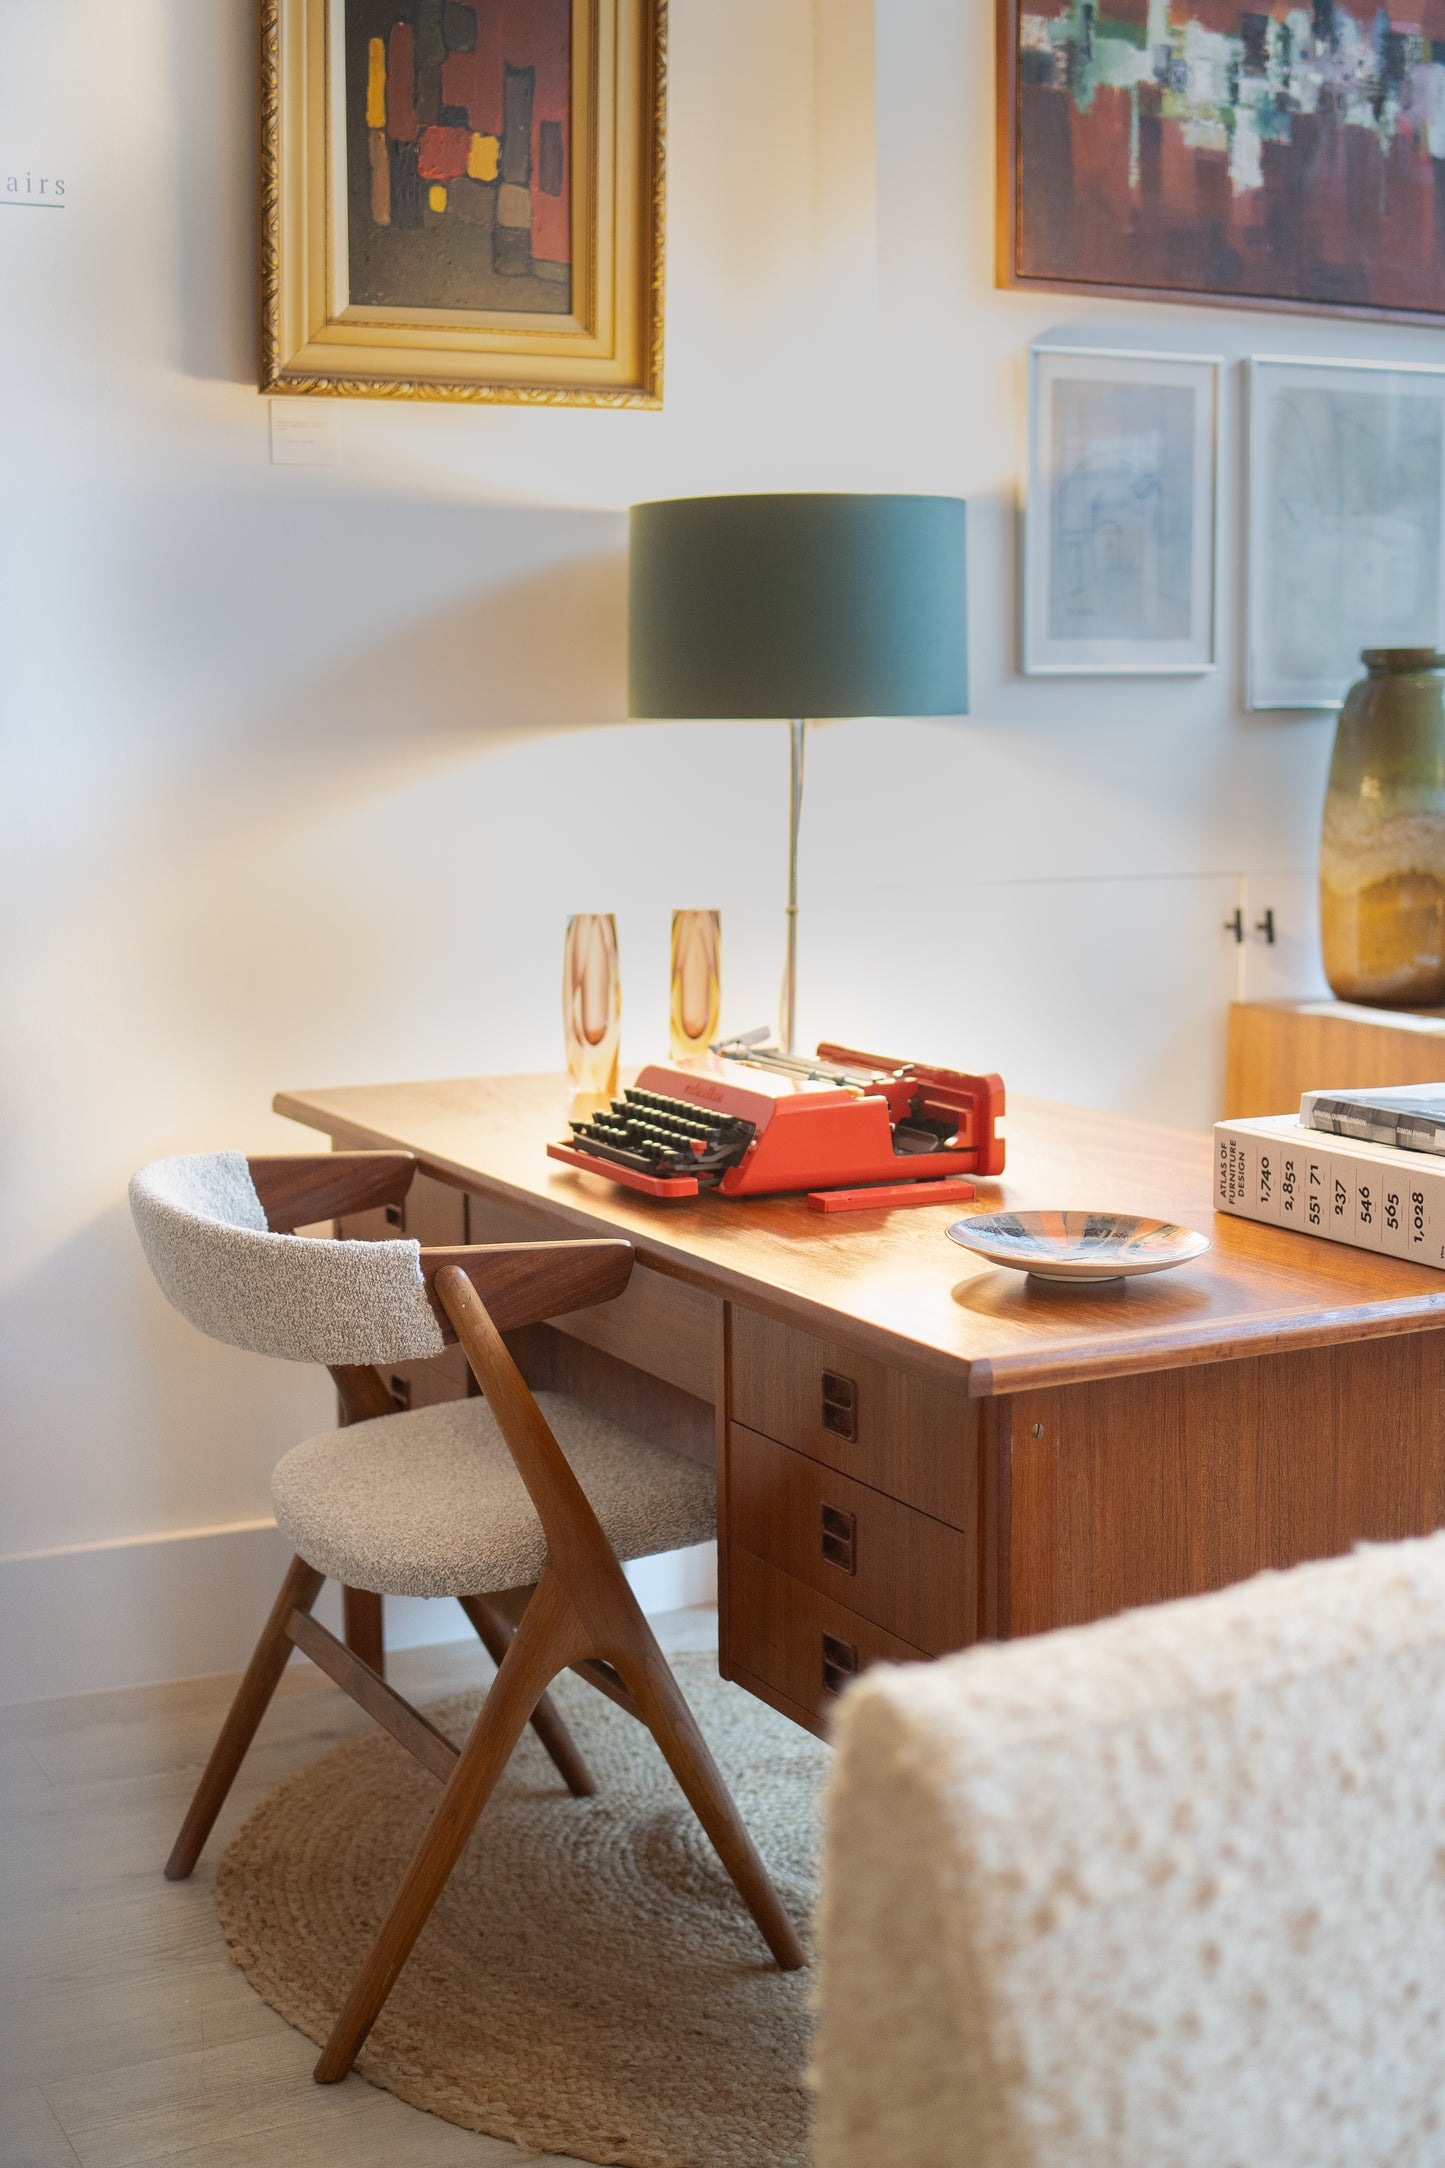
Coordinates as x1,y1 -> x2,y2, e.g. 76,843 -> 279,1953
469,1194 -> 720,1403
729,1309 -> 974,1529
728,1422 -> 973,1654
728,1548 -> 928,1737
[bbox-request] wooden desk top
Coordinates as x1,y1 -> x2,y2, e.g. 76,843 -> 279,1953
275,1074 -> 1445,1398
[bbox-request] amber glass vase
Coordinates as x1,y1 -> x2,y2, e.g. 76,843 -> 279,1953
1320,649 -> 1445,1007
562,913 -> 621,1096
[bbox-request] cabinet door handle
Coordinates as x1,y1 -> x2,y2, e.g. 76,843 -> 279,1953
820,1502 -> 857,1575
822,1631 -> 859,1696
821,1370 -> 858,1442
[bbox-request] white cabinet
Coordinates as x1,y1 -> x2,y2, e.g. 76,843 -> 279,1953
801,866 -> 1326,1136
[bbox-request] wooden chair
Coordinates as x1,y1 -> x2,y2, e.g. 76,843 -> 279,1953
130,1147 -> 804,2084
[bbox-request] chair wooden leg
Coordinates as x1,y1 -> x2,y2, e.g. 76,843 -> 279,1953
313,1571 -> 577,2083
342,1587 -> 384,1678
614,1624 -> 808,1972
165,1554 -> 326,1881
457,1593 -> 595,1798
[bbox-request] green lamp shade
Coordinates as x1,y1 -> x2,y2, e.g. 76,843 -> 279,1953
628,492 -> 968,719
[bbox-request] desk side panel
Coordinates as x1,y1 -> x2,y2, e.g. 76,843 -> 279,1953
1000,1329 -> 1445,1637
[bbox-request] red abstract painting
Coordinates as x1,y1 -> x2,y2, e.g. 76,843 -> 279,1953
1005,0 -> 1445,317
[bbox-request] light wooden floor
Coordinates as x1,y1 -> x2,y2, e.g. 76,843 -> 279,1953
0,1605 -> 721,2168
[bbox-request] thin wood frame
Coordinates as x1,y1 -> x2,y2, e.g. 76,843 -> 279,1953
1023,344 -> 1221,678
994,0 -> 1445,329
1246,352 -> 1445,712
260,0 -> 666,404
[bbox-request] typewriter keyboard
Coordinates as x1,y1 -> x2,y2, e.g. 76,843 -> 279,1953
568,1087 -> 756,1184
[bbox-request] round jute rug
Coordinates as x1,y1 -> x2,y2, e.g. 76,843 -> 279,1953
214,1654 -> 828,2168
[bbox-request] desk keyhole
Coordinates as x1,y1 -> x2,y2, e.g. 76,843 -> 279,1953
822,1631 -> 859,1696
821,1370 -> 858,1442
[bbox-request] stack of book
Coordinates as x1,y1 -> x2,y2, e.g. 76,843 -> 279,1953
1214,1086 -> 1445,1268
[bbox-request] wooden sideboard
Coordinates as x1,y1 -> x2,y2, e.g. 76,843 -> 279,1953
281,1073 -> 1445,1742
1227,998 -> 1445,1119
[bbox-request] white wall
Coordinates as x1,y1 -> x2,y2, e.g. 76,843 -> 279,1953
2,0 -> 1435,1700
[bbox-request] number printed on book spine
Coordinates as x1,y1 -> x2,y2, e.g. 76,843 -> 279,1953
1352,1165 -> 1383,1252
1276,1142 -> 1313,1228
1379,1169 -> 1410,1258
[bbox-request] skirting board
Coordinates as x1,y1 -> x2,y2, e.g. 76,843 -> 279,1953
0,1521 -> 718,1706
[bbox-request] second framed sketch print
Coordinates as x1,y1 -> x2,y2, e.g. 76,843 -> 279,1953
261,0 -> 666,405
1024,348 -> 1220,676
1248,357 -> 1445,710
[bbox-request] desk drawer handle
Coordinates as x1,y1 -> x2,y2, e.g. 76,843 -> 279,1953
820,1502 -> 857,1575
388,1374 -> 412,1410
822,1631 -> 858,1696
821,1370 -> 858,1442
384,1202 -> 406,1229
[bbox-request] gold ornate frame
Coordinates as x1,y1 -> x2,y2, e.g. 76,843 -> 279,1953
259,0 -> 665,404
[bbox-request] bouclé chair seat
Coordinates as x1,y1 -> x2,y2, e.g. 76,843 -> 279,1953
272,1391 -> 716,1598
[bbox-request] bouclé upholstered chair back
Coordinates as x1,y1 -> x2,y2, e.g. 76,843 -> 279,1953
128,1151 -> 444,1367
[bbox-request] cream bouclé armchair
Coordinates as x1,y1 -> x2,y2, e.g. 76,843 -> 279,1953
815,1531 -> 1445,2168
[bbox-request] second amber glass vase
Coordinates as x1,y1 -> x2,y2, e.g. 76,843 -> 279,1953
669,910 -> 721,1060
1320,649 -> 1445,1007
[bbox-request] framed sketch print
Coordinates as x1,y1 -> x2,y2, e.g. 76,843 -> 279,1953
1024,347 -> 1220,676
261,0 -> 665,404
998,0 -> 1445,324
1248,357 -> 1445,710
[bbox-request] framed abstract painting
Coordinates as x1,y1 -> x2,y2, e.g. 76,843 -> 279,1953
261,0 -> 666,404
1024,346 -> 1220,675
1248,357 -> 1445,710
999,0 -> 1445,323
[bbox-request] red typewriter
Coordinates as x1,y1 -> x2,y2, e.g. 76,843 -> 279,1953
547,1035 -> 1005,1212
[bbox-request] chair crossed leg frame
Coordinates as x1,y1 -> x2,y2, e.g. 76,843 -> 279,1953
165,1261 -> 805,2085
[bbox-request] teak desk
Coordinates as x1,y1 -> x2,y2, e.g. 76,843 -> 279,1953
278,1074 -> 1445,1740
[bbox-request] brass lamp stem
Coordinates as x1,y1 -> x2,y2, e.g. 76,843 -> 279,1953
780,717 -> 807,1052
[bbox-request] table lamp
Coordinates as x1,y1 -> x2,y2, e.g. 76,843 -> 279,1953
627,492 -> 968,1049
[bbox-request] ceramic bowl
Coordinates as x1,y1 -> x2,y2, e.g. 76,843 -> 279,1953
945,1209 -> 1211,1284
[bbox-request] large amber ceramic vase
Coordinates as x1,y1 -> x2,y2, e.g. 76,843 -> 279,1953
1320,648 -> 1445,1007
